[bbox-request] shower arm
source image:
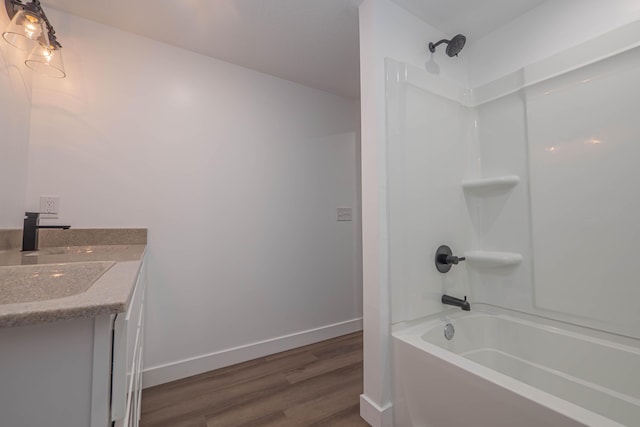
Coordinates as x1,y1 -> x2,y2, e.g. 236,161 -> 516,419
428,39 -> 449,53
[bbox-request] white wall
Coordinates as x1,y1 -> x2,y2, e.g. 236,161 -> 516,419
0,11 -> 32,228
466,0 -> 640,87
26,9 -> 362,385
358,1 -> 468,425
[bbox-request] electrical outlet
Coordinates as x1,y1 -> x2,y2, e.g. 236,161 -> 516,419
39,196 -> 60,219
337,207 -> 352,221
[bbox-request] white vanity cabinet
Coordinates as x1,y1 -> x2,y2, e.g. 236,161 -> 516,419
0,256 -> 147,427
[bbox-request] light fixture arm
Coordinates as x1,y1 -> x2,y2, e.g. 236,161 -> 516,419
4,0 -> 61,48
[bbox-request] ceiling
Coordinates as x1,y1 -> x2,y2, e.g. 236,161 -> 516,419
390,0 -> 547,40
42,0 -> 362,99
41,0 -> 548,100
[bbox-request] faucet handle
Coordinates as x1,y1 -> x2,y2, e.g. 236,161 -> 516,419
435,245 -> 465,273
445,255 -> 466,265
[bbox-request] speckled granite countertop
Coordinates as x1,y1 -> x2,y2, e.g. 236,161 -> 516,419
0,229 -> 146,328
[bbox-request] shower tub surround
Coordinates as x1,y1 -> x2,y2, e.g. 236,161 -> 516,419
386,22 -> 640,427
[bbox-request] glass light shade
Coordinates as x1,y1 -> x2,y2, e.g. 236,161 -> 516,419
25,45 -> 66,78
2,9 -> 50,53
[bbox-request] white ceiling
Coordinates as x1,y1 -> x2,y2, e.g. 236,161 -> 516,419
41,0 -> 548,100
390,0 -> 547,39
42,0 -> 362,99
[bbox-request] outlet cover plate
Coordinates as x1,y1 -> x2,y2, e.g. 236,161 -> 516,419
39,196 -> 60,219
337,207 -> 352,221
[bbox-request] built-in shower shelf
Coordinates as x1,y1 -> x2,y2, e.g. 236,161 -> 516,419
462,175 -> 520,194
464,251 -> 523,268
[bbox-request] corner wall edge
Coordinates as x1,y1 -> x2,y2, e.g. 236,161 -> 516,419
360,393 -> 393,427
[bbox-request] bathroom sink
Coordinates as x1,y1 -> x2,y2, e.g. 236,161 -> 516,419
0,261 -> 115,304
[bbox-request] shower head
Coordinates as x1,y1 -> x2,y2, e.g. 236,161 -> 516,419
428,34 -> 467,57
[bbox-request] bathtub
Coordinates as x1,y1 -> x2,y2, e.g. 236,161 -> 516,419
392,305 -> 640,427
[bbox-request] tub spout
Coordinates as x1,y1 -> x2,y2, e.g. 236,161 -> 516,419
442,294 -> 470,311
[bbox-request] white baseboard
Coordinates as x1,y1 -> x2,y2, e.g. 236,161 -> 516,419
142,317 -> 363,388
360,394 -> 393,427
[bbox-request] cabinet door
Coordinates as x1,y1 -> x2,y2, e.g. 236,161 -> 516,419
112,257 -> 147,422
133,346 -> 144,427
0,318 -> 96,427
91,314 -> 117,427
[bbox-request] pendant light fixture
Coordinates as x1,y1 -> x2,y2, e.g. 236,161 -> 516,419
25,33 -> 64,78
2,6 -> 48,52
2,0 -> 66,78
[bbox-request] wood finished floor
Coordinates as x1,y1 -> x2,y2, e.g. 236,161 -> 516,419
140,332 -> 369,427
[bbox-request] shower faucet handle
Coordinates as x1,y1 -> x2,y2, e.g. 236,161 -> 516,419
435,245 -> 465,273
445,255 -> 465,265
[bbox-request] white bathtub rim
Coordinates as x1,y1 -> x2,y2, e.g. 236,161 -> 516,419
393,304 -> 640,351
460,347 -> 640,409
393,311 -> 630,427
394,333 -> 625,427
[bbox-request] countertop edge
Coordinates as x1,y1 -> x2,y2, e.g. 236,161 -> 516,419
0,248 -> 145,328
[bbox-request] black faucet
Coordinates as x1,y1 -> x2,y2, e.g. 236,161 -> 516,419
22,212 -> 71,251
442,294 -> 471,311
